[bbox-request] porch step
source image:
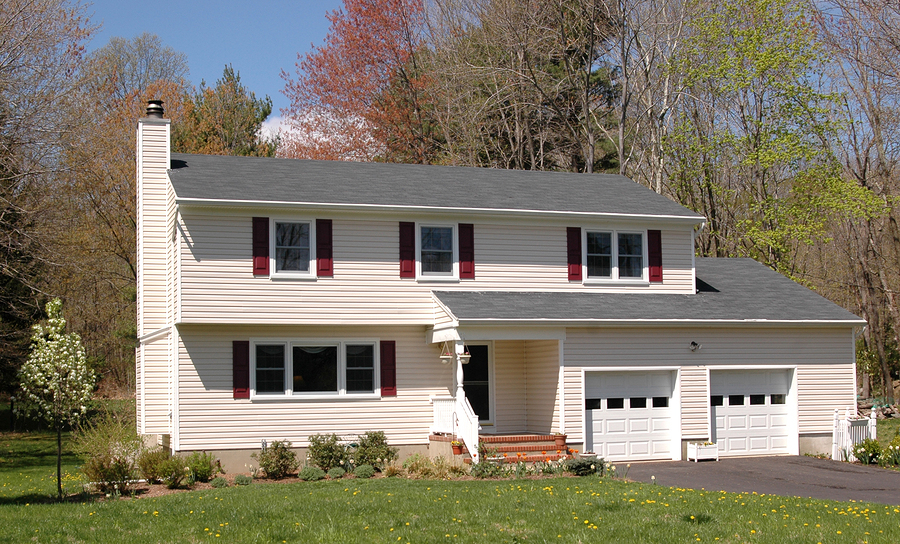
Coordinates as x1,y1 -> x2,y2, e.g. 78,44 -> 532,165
431,433 -> 572,465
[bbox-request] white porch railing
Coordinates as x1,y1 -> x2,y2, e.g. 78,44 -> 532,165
430,396 -> 455,434
832,408 -> 876,461
455,397 -> 480,464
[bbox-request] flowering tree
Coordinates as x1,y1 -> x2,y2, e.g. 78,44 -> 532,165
17,298 -> 95,500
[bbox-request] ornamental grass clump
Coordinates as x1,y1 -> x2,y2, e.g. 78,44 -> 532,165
327,467 -> 346,479
307,433 -> 348,471
233,474 -> 252,485
252,440 -> 299,479
565,456 -> 604,476
17,299 -> 96,500
210,476 -> 229,488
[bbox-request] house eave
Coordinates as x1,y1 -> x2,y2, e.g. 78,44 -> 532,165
451,318 -> 865,328
173,197 -> 706,224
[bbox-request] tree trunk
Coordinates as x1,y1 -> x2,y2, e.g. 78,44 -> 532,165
56,423 -> 63,501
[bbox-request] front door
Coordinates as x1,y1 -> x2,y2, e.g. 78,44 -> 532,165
463,344 -> 491,423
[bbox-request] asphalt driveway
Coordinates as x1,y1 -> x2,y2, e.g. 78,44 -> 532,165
624,455 -> 900,505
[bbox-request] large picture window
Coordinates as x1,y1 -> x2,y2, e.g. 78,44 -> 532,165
584,230 -> 647,281
252,340 -> 378,397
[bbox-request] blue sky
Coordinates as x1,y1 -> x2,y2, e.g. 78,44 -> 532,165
85,0 -> 345,124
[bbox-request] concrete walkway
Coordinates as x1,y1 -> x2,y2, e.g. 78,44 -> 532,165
623,456 -> 900,505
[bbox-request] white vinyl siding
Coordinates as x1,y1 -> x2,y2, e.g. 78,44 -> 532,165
137,120 -> 170,334
524,340 -> 560,434
142,333 -> 171,434
177,214 -> 696,324
174,325 -> 453,450
680,366 -> 709,438
797,363 -> 856,433
493,341 -> 526,434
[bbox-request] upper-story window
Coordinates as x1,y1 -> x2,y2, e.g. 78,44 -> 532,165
584,230 -> 647,281
418,224 -> 458,280
271,219 -> 316,278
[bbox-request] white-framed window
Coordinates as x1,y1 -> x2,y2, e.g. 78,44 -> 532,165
417,223 -> 458,280
251,339 -> 379,398
271,218 -> 316,278
584,230 -> 647,282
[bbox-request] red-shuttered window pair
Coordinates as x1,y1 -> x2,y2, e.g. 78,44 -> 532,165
567,227 -> 662,282
399,222 -> 475,279
252,217 -> 333,277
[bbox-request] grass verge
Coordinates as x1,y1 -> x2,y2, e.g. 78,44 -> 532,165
1,433 -> 899,542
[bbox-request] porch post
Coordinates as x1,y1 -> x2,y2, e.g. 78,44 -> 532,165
455,340 -> 466,402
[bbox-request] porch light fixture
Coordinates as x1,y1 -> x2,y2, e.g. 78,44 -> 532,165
690,341 -> 701,352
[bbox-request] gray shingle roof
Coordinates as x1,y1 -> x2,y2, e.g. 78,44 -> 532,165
168,153 -> 703,219
433,258 -> 863,324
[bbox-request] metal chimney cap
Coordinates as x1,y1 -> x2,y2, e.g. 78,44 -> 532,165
145,100 -> 165,118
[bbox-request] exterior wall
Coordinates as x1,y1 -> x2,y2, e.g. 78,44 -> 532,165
492,340 -> 527,434
174,324 -> 452,451
524,340 -> 560,434
561,326 -> 856,445
680,366 -> 709,439
136,118 -> 170,335
142,333 -> 171,434
177,210 -> 696,324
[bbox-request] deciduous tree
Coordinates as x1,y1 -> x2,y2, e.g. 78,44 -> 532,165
16,298 -> 95,500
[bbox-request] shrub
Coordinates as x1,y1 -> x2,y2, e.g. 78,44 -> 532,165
74,410 -> 141,493
159,455 -> 190,489
853,438 -> 882,465
353,431 -> 398,470
233,474 -> 252,486
298,466 -> 326,481
327,467 -> 346,479
252,440 -> 299,479
307,434 -> 347,471
210,476 -> 228,488
354,464 -> 375,479
565,456 -> 603,476
137,447 -> 171,484
186,451 -> 218,483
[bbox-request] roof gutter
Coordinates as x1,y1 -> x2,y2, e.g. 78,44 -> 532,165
174,197 -> 706,224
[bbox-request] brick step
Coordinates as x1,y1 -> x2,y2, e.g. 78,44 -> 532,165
475,444 -> 566,454
479,434 -> 563,444
463,453 -> 570,465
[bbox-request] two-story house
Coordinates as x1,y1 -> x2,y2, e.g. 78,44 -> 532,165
137,101 -> 863,470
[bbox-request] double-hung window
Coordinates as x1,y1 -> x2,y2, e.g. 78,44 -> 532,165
418,224 -> 458,279
252,340 -> 378,397
272,219 -> 316,278
584,230 -> 647,281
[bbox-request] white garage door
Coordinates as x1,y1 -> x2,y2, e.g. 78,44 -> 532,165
710,370 -> 790,456
585,371 -> 674,461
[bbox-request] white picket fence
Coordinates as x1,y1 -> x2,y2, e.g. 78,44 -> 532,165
832,408 -> 876,461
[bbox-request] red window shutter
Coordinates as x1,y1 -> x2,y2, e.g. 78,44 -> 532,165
567,227 -> 582,281
380,340 -> 397,397
459,223 -> 475,279
233,341 -> 250,399
316,219 -> 333,277
648,229 -> 663,283
399,222 -> 415,278
252,217 -> 269,276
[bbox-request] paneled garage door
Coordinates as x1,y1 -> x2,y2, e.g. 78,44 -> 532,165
585,371 -> 675,461
710,370 -> 790,456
